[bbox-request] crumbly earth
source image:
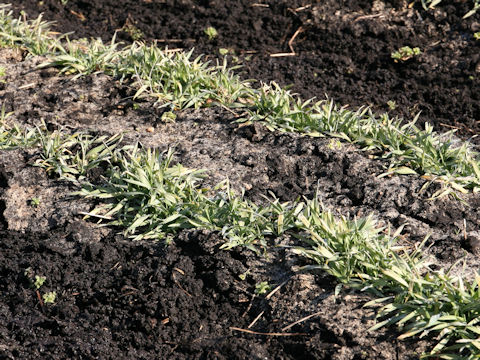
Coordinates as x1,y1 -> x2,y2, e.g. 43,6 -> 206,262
0,1 -> 479,359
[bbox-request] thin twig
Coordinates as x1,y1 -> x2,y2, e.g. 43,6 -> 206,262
154,39 -> 183,43
172,271 -> 192,297
270,52 -> 296,57
248,311 -> 264,329
292,5 -> 312,12
230,327 -> 306,336
439,123 -> 461,130
353,13 -> 384,23
18,83 -> 36,90
36,290 -> 44,307
265,278 -> 291,300
281,311 -> 322,332
288,26 -> 304,53
78,211 -> 113,220
241,293 -> 256,318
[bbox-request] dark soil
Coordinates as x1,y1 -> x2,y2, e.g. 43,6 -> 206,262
1,1 -> 480,359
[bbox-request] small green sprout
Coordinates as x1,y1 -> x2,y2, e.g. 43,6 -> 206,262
123,24 -> 144,41
42,291 -> 56,304
34,275 -> 46,289
0,66 -> 6,83
219,48 -> 229,56
161,111 -> 177,123
387,100 -> 396,110
327,139 -> 342,150
254,281 -> 271,295
474,32 -> 480,40
204,27 -> 218,40
391,46 -> 421,62
239,270 -> 250,281
30,197 -> 41,207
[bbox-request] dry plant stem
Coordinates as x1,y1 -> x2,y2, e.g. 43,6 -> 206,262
288,26 -> 304,53
265,278 -> 291,300
282,311 -> 323,332
270,26 -> 303,57
269,52 -> 296,57
247,311 -> 265,329
155,39 -> 183,43
36,290 -> 44,307
230,327 -> 306,336
241,293 -> 256,318
353,13 -> 385,23
291,5 -> 312,12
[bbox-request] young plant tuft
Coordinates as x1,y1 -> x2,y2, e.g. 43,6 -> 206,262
204,26 -> 218,40
42,291 -> 56,304
391,46 -> 421,62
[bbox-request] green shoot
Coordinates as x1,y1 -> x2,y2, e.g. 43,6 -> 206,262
34,275 -> 46,290
255,281 -> 271,295
42,291 -> 56,304
391,46 -> 421,62
204,26 -> 218,40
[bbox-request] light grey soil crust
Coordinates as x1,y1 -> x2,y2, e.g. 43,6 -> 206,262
0,48 -> 476,359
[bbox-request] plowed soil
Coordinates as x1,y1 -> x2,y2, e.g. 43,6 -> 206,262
1,1 -> 479,359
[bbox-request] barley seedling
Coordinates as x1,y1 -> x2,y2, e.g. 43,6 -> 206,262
42,291 -> 56,304
255,281 -> 271,295
116,44 -> 253,109
30,197 -> 41,207
35,131 -> 122,182
204,26 -> 218,40
293,196 -> 480,358
39,35 -> 120,79
0,5 -> 62,55
391,46 -> 421,62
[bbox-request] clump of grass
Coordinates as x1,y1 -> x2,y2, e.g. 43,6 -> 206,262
75,144 -> 300,251
37,38 -> 254,109
292,197 -> 480,358
77,147 -> 207,240
115,44 -> 254,109
38,36 -> 121,80
35,131 -> 122,182
0,5 -> 62,55
243,83 -> 480,198
0,106 -> 40,149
